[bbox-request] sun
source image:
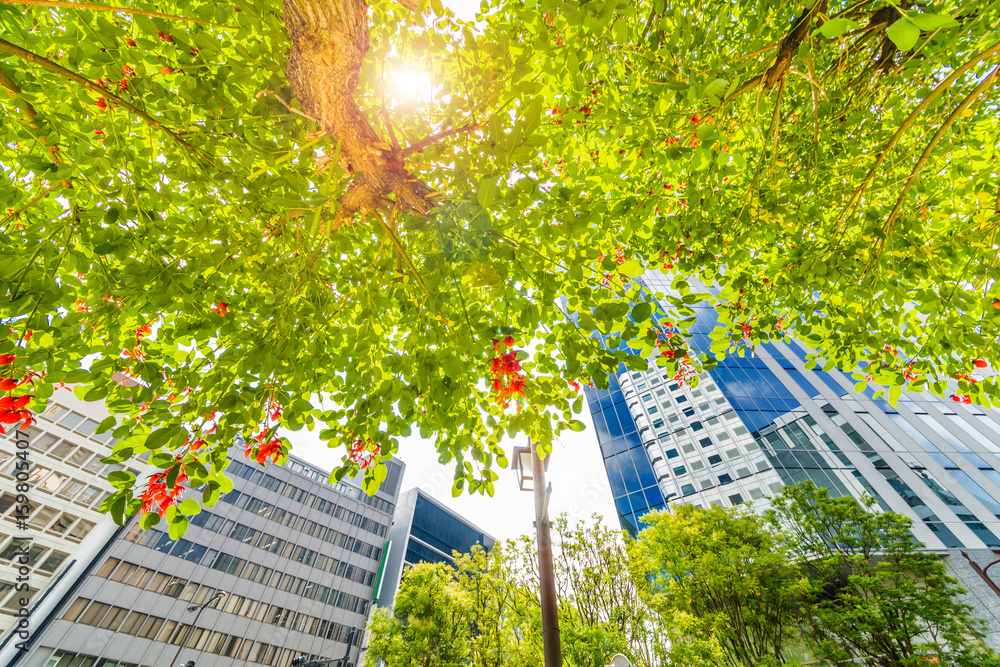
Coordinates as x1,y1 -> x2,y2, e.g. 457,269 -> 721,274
388,65 -> 435,106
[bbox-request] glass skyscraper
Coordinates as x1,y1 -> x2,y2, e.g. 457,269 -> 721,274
586,271 -> 1000,554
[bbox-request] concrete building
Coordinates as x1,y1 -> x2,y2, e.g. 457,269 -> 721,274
2,445 -> 404,667
0,390 -> 141,636
585,271 -> 1000,645
374,488 -> 495,611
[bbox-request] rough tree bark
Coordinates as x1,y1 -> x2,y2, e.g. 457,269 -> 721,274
282,0 -> 433,219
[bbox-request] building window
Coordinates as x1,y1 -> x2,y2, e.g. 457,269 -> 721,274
673,466 -> 687,476
708,455 -> 723,465
718,474 -> 733,484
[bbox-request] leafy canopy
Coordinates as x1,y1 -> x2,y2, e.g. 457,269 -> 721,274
1,0 -> 999,526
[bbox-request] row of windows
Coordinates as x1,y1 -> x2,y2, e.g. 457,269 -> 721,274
222,477 -> 387,542
60,595 -> 357,667
125,527 -> 372,615
38,403 -> 115,443
230,459 -> 394,520
0,452 -> 111,509
191,512 -> 378,585
0,493 -> 96,542
96,556 -> 366,642
218,490 -> 383,561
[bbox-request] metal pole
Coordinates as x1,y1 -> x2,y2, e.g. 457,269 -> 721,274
167,591 -> 225,667
531,439 -> 562,667
168,603 -> 208,667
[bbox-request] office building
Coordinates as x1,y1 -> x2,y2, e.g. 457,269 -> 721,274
374,488 -> 495,610
586,271 -> 1000,642
0,390 -> 137,636
2,446 -> 404,667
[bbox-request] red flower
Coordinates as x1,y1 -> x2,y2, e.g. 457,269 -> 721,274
0,395 -> 32,410
503,335 -> 514,347
212,301 -> 229,316
95,98 -> 108,111
124,37 -> 137,47
157,30 -> 174,43
0,354 -> 15,365
974,359 -> 988,368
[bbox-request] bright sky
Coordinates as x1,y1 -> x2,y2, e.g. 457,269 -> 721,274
290,404 -> 618,542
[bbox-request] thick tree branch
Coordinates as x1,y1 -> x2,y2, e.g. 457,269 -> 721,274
281,0 -> 433,218
0,0 -> 236,29
0,37 -> 217,167
762,0 -> 827,90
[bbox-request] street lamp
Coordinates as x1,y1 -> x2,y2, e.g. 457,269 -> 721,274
169,590 -> 227,667
512,439 -> 561,667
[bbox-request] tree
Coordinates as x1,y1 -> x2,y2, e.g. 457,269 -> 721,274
365,515 -> 664,667
768,481 -> 1000,667
2,0 -> 999,528
631,504 -> 808,666
364,562 -> 473,667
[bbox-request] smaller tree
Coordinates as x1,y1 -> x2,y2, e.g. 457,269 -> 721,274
768,481 -> 1000,667
364,562 -> 472,667
631,504 -> 807,667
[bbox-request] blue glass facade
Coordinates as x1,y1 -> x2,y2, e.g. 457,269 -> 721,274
586,272 -> 1000,551
374,488 -> 495,610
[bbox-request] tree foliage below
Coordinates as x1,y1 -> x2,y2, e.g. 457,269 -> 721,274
1,0 -> 999,523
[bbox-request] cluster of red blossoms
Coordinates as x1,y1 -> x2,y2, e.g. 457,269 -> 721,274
489,336 -> 527,408
952,359 -> 989,404
139,462 -> 188,517
655,328 -> 697,387
0,354 -> 37,432
348,438 -> 380,469
246,430 -> 284,465
211,301 -> 229,316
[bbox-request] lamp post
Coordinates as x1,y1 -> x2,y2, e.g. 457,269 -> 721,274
512,439 -> 562,667
168,590 -> 227,667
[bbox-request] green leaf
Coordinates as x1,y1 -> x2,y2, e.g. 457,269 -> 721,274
886,18 -> 920,51
107,470 -> 136,490
168,516 -> 189,540
617,260 -> 644,278
476,178 -> 498,208
817,18 -> 859,38
139,512 -> 160,529
177,498 -> 201,515
567,419 -> 586,432
907,12 -> 959,30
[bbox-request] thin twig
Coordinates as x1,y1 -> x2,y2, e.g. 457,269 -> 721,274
401,123 -> 479,157
0,37 -> 219,168
839,41 -> 1000,227
879,64 -> 1000,243
0,66 -> 70,186
0,181 -> 61,227
1,0 -> 236,30
727,42 -> 779,64
373,208 -> 430,296
255,89 -> 323,126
